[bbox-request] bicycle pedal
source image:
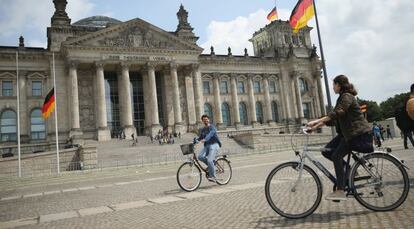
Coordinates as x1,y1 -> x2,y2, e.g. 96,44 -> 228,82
332,200 -> 341,203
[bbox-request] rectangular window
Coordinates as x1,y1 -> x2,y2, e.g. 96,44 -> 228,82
220,81 -> 228,94
203,81 -> 211,94
269,80 -> 277,93
254,81 -> 261,93
32,81 -> 42,96
2,81 -> 13,96
237,81 -> 245,94
303,103 -> 311,119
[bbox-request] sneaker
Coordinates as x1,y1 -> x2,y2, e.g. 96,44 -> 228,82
207,177 -> 217,183
325,190 -> 347,201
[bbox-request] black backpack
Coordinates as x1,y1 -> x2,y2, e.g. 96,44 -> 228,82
395,99 -> 414,131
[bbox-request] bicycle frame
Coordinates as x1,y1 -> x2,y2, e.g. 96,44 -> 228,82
294,128 -> 403,191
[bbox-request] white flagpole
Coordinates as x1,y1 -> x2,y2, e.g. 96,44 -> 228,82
16,51 -> 21,177
52,52 -> 60,174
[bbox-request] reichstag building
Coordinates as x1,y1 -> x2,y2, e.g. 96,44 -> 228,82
0,0 -> 325,143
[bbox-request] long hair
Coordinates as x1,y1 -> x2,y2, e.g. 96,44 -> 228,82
333,75 -> 357,96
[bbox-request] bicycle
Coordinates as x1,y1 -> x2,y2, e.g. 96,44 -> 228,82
265,127 -> 410,219
177,143 -> 232,192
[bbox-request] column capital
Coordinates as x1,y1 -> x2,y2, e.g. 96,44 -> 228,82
262,73 -> 271,80
67,60 -> 79,69
170,62 -> 178,71
119,61 -> 131,71
147,62 -> 156,71
191,63 -> 200,71
212,72 -> 220,80
95,61 -> 105,70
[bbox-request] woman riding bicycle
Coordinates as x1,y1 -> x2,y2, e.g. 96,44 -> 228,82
307,75 -> 373,201
195,114 -> 222,183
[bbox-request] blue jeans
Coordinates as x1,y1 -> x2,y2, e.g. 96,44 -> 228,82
198,143 -> 220,178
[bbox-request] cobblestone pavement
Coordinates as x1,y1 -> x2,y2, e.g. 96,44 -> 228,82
0,139 -> 413,228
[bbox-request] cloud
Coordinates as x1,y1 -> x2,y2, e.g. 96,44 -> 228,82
0,0 -> 95,48
201,9 -> 293,55
201,1 -> 414,102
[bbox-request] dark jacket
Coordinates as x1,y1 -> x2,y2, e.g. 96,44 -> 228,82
198,124 -> 222,147
327,92 -> 371,141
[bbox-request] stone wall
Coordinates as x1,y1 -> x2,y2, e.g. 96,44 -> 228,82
0,145 -> 98,177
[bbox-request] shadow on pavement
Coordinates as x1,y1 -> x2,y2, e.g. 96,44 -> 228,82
252,210 -> 372,228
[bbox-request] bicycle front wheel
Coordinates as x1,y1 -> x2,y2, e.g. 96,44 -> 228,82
177,162 -> 202,192
265,162 -> 322,219
350,153 -> 410,211
215,158 -> 232,185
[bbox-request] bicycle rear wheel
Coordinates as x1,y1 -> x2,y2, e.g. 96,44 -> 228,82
265,162 -> 322,219
177,162 -> 202,192
215,158 -> 232,185
350,153 -> 410,211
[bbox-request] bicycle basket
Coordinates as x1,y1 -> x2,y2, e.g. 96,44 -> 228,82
180,143 -> 195,155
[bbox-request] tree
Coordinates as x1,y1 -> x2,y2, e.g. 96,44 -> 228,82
380,93 -> 410,119
357,98 -> 383,122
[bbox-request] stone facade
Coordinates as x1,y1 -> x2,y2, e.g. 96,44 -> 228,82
0,1 -> 324,145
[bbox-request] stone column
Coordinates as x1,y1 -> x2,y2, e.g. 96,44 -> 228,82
312,74 -> 322,118
316,74 -> 326,116
281,69 -> 293,124
212,73 -> 223,128
170,63 -> 185,132
18,73 -> 29,142
95,62 -> 110,141
247,75 -> 257,125
192,64 -> 203,125
293,73 -> 305,122
117,62 -> 135,139
147,62 -> 162,135
68,61 -> 83,141
162,68 -> 174,132
230,74 -> 240,128
262,75 -> 274,125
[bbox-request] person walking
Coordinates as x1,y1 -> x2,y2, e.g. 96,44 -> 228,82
386,125 -> 393,140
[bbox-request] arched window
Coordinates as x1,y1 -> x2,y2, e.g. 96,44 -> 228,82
0,110 -> 17,142
256,102 -> 264,124
221,103 -> 231,126
204,103 -> 214,124
31,109 -> 46,140
239,102 -> 248,125
271,101 -> 280,122
299,78 -> 309,92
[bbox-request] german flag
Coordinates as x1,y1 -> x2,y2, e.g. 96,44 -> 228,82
289,0 -> 315,33
42,88 -> 55,119
267,7 -> 278,22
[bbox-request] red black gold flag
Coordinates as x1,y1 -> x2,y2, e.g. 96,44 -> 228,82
267,7 -> 278,22
42,88 -> 55,119
289,0 -> 315,33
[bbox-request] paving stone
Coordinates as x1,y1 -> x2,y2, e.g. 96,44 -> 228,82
175,192 -> 210,199
22,193 -> 43,198
78,206 -> 113,217
0,217 -> 37,229
147,196 -> 183,204
39,211 -> 78,223
110,200 -> 153,211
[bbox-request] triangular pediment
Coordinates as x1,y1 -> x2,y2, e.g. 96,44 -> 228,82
64,18 -> 202,52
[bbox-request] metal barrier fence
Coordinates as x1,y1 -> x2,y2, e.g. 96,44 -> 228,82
0,131 -> 331,178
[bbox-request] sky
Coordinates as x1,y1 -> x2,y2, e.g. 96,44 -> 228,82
0,0 -> 413,104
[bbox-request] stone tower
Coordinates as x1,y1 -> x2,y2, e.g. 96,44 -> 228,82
175,4 -> 199,44
249,20 -> 313,58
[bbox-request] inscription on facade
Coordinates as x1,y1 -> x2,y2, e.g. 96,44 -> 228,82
102,54 -> 173,62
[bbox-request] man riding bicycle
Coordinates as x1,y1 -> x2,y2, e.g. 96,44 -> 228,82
195,114 -> 222,183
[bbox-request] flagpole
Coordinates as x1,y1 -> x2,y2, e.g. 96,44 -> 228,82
16,51 -> 21,177
52,52 -> 60,174
312,0 -> 335,137
312,0 -> 332,113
